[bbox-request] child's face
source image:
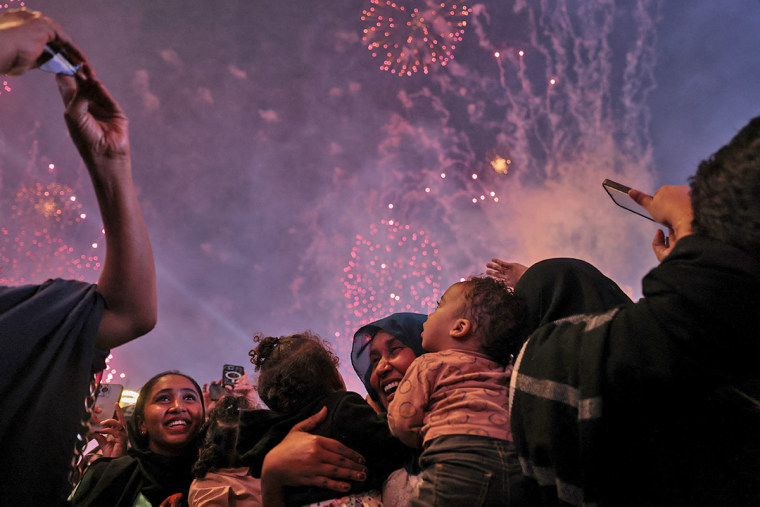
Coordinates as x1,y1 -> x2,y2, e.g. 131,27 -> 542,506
422,282 -> 468,352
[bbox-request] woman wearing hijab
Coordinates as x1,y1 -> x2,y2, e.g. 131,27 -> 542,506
71,371 -> 205,507
261,261 -> 633,504
349,313 -> 428,506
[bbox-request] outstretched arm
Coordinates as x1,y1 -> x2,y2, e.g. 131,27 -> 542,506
630,185 -> 693,262
0,8 -> 71,75
56,50 -> 156,349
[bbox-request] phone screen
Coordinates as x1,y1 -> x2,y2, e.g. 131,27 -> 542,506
602,179 -> 655,221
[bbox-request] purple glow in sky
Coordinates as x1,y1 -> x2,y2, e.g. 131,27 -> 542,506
2,0 -> 759,395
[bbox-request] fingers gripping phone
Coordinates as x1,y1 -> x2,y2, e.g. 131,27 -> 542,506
209,365 -> 245,401
602,179 -> 655,221
93,383 -> 123,429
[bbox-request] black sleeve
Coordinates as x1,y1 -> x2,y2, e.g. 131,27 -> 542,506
328,392 -> 412,490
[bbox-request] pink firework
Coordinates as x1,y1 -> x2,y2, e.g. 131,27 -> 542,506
0,182 -> 103,285
338,219 -> 443,355
361,0 -> 470,77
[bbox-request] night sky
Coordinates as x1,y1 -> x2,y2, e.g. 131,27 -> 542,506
2,0 -> 758,395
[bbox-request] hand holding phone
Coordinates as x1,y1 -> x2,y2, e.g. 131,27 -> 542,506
94,384 -> 123,417
88,399 -> 128,458
222,364 -> 245,388
602,179 -> 655,221
92,383 -> 123,431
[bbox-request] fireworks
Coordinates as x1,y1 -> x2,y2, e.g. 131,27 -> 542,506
361,0 -> 470,77
102,353 -> 129,385
12,182 -> 84,225
338,219 -> 442,348
0,181 -> 103,285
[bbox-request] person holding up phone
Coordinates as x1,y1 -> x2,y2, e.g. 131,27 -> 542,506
509,117 -> 760,505
0,8 -> 156,506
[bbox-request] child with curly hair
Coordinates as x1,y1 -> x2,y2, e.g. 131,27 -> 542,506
188,395 -> 262,506
387,276 -> 529,506
237,331 -> 410,507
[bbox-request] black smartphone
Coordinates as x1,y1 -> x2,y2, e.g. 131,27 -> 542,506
602,179 -> 655,221
222,364 -> 245,388
92,383 -> 123,430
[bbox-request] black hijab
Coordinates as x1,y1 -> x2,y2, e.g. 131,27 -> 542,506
514,258 -> 633,343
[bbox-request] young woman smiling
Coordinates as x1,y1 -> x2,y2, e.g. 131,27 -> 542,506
71,372 -> 205,507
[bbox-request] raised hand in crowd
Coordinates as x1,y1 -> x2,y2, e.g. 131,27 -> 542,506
87,403 -> 128,460
486,258 -> 529,287
0,8 -> 72,75
54,44 -> 157,349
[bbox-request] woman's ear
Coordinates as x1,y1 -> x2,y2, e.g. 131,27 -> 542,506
450,318 -> 472,340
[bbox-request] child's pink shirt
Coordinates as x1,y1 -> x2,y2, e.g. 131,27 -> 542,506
387,349 -> 512,448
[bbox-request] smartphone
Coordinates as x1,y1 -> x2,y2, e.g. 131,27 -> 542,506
602,179 -> 655,221
39,44 -> 81,76
93,383 -> 123,429
222,364 -> 245,388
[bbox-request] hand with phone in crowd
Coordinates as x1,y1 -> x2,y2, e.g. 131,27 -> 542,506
202,365 -> 259,412
0,8 -> 73,76
85,384 -> 127,462
2,9 -> 157,504
602,179 -> 693,262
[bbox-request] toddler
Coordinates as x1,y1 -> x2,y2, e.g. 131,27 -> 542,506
238,331 -> 410,507
189,395 -> 262,506
387,276 -> 528,506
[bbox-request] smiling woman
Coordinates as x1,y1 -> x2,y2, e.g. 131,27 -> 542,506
70,371 -> 206,507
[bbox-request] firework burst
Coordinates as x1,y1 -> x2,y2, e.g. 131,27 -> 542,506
361,0 -> 470,77
0,182 -> 103,285
337,219 -> 442,352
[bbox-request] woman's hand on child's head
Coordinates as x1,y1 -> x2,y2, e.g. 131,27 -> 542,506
486,259 -> 529,287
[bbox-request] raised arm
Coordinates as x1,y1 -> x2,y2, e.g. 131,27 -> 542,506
0,8 -> 70,75
55,51 -> 156,349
